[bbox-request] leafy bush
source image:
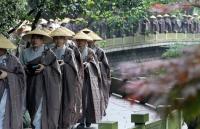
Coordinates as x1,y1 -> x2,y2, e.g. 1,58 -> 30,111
162,44 -> 185,58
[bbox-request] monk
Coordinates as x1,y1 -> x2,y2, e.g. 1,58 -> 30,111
51,28 -> 83,129
82,29 -> 111,115
74,32 -> 103,129
20,29 -> 62,129
0,35 -> 26,129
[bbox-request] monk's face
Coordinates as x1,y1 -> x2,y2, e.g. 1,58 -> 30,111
76,39 -> 87,48
31,35 -> 44,47
0,49 -> 6,56
53,36 -> 66,47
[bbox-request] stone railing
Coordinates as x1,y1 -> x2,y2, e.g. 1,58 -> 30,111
97,33 -> 200,53
103,78 -> 184,129
99,107 -> 183,129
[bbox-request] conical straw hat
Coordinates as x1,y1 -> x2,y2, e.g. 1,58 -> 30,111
183,14 -> 187,17
23,25 -> 32,32
73,31 -> 93,41
157,15 -> 163,18
61,18 -> 70,24
150,15 -> 156,19
60,27 -> 75,36
49,19 -> 54,22
50,27 -> 73,37
38,18 -> 48,24
164,14 -> 169,17
171,15 -> 176,18
17,20 -> 28,30
193,13 -> 198,16
81,28 -> 92,34
22,29 -> 52,43
0,35 -> 16,49
41,28 -> 51,34
87,32 -> 103,41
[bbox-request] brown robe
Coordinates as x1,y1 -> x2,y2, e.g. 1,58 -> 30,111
26,49 -> 62,129
80,48 -> 103,123
95,47 -> 111,112
158,18 -> 165,33
0,54 -> 26,129
69,43 -> 84,80
58,47 -> 83,129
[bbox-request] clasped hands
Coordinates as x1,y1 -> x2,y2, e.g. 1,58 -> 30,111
58,60 -> 65,66
0,70 -> 7,79
35,64 -> 45,74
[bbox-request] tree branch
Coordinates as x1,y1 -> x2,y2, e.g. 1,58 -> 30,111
7,2 -> 46,34
31,9 -> 43,30
7,8 -> 37,34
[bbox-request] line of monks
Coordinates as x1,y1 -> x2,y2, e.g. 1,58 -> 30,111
139,13 -> 200,34
0,27 -> 111,129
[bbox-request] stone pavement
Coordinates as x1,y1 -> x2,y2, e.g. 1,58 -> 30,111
74,95 -> 160,129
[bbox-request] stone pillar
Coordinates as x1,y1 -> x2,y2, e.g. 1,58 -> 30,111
156,105 -> 171,129
99,121 -> 118,129
165,32 -> 168,40
131,113 -> 149,129
175,98 -> 184,129
112,35 -> 116,48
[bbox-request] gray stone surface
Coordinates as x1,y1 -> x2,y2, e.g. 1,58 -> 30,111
75,95 -> 160,129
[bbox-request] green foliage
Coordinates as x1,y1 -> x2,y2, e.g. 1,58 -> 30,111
0,0 -> 27,34
162,44 -> 185,58
0,0 -> 155,36
122,44 -> 200,128
0,0 -> 190,35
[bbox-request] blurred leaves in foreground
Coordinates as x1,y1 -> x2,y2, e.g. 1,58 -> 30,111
120,45 -> 200,124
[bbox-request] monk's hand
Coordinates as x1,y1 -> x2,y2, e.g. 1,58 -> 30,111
0,70 -> 8,79
35,64 -> 45,74
83,62 -> 88,69
58,60 -> 65,66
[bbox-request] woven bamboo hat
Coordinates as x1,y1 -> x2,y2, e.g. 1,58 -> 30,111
164,14 -> 170,17
50,27 -> 72,38
73,31 -> 93,41
0,35 -> 16,49
183,14 -> 187,17
60,27 -> 75,36
41,28 -> 51,34
81,28 -> 92,34
187,15 -> 193,18
22,28 -> 52,43
23,25 -> 32,32
193,13 -> 198,16
157,15 -> 163,18
61,18 -> 70,24
171,15 -> 176,18
38,18 -> 48,25
87,32 -> 103,41
150,15 -> 156,19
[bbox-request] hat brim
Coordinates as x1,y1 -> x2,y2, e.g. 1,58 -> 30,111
22,30 -> 52,43
88,32 -> 103,41
73,31 -> 93,41
51,28 -> 74,38
0,35 -> 16,49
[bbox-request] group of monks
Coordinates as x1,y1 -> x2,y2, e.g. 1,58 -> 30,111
0,22 -> 111,129
139,13 -> 200,34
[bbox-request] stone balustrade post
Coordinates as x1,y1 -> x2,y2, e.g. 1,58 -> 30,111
131,113 -> 149,129
156,105 -> 172,129
165,32 -> 168,40
99,121 -> 118,129
175,98 -> 184,129
122,34 -> 126,48
112,35 -> 116,48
